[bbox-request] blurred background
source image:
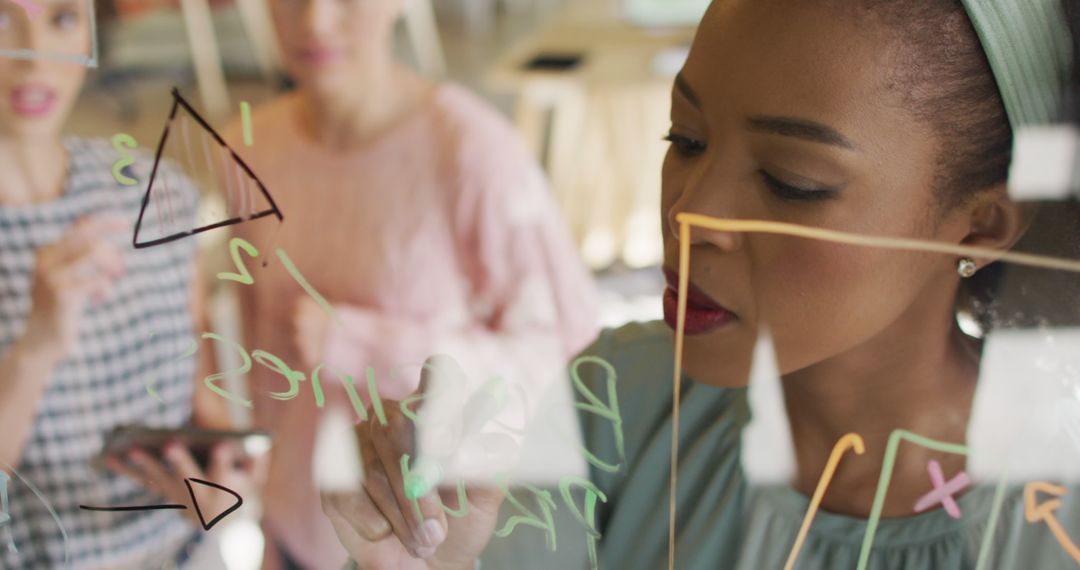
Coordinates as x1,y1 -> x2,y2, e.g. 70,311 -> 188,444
60,0 -> 713,566
29,0 -> 1080,567
69,0 -> 714,325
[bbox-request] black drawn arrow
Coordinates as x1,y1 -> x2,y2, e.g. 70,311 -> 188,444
80,477 -> 242,531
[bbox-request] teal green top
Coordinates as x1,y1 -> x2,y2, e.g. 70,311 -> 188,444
575,321 -> 1080,570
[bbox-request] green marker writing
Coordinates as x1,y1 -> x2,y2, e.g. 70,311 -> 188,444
403,455 -> 443,501
110,133 -> 138,186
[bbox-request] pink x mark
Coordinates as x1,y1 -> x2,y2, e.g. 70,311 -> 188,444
913,460 -> 970,518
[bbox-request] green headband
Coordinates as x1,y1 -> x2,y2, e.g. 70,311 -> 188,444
960,0 -> 1073,129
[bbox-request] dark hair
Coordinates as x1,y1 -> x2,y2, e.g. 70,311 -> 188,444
1065,0 -> 1080,121
856,0 -> 1014,211
861,0 -> 1080,333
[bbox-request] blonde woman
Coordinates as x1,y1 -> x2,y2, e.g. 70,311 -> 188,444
225,0 -> 598,568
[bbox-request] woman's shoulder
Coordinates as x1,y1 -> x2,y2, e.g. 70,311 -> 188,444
63,135 -> 199,233
65,134 -> 127,162
578,319 -> 756,403
581,320 -> 674,366
573,320 -> 674,417
65,135 -> 155,175
223,93 -> 298,148
59,135 -> 154,203
573,321 -> 748,525
429,83 -> 552,224
431,82 -> 512,131
65,134 -> 170,183
430,82 -> 531,159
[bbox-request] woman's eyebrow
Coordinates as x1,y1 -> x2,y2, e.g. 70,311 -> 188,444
674,72 -> 702,108
745,116 -> 859,151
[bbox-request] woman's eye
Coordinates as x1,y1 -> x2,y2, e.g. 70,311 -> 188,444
664,132 -> 706,157
53,8 -> 79,31
759,170 -> 837,202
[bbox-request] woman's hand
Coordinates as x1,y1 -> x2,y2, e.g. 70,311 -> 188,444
21,216 -> 128,362
293,296 -> 331,369
321,357 -> 505,570
106,442 -> 257,530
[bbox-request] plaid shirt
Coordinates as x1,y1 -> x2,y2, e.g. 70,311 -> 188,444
0,137 -> 200,569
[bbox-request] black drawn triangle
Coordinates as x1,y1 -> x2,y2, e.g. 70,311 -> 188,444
133,88 -> 284,249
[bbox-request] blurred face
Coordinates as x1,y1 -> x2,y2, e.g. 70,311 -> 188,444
0,0 -> 89,139
662,0 -> 973,386
270,0 -> 403,98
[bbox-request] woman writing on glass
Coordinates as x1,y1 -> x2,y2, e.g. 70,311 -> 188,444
322,0 -> 1080,568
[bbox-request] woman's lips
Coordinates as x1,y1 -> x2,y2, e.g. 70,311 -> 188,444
297,46 -> 343,66
11,84 -> 56,118
661,268 -> 738,335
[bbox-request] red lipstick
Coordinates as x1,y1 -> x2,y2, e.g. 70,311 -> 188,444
662,267 -> 737,335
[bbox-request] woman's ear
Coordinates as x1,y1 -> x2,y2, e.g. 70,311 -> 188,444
959,183 -> 1037,264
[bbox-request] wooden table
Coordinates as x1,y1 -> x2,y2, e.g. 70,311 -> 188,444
486,0 -> 696,269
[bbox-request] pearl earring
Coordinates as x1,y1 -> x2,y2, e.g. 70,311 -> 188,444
957,257 -> 977,278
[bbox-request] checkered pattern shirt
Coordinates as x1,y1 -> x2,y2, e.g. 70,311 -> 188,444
0,137 -> 200,569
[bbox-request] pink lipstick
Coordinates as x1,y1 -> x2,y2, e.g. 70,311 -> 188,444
11,84 -> 57,118
297,45 -> 343,66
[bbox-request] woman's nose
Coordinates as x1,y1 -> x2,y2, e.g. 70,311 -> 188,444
7,14 -> 39,54
666,189 -> 743,253
302,0 -> 335,36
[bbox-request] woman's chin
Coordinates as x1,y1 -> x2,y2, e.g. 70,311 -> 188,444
678,338 -> 756,389
295,71 -> 352,100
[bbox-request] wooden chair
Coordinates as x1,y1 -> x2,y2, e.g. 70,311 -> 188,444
459,0 -> 540,33
403,0 -> 446,77
178,0 -> 279,119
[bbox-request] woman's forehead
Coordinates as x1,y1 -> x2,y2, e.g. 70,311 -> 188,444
681,0 -> 920,153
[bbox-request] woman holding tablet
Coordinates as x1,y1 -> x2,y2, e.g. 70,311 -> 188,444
0,2 -> 250,567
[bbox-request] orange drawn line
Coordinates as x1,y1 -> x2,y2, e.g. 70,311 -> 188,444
784,433 -> 866,570
1024,481 -> 1080,565
675,214 -> 1080,274
668,222 -> 691,570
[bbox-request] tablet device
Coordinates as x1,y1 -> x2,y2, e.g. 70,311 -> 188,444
99,426 -> 271,470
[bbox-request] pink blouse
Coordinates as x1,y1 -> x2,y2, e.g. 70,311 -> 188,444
225,83 -> 599,568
